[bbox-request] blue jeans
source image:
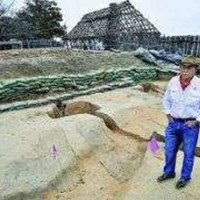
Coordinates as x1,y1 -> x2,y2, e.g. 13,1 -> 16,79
164,118 -> 199,180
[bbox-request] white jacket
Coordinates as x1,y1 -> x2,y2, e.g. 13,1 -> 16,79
163,75 -> 200,121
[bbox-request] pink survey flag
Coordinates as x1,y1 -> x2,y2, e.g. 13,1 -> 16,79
149,136 -> 160,154
50,144 -> 59,159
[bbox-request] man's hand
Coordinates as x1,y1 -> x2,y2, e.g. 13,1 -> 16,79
185,120 -> 199,128
167,114 -> 174,123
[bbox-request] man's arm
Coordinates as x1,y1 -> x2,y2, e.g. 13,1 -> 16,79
163,81 -> 173,122
185,81 -> 200,127
196,105 -> 200,123
185,109 -> 200,127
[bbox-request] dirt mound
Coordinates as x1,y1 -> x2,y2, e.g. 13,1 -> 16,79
0,49 -> 147,80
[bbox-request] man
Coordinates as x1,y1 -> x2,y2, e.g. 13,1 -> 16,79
157,55 -> 200,189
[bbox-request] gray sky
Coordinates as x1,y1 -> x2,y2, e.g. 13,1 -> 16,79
14,0 -> 200,36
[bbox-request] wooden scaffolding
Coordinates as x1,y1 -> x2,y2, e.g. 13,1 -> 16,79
68,0 -> 160,50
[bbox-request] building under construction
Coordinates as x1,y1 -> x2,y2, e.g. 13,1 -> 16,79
68,0 -> 161,50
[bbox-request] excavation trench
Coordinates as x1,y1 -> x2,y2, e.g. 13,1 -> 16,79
47,100 -> 152,143
47,100 -> 200,157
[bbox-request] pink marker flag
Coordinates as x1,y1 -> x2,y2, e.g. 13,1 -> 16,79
50,144 -> 59,159
149,136 -> 160,155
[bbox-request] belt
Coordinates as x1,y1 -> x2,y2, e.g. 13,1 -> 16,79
173,117 -> 196,122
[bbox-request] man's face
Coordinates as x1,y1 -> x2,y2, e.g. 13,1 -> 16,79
179,65 -> 197,79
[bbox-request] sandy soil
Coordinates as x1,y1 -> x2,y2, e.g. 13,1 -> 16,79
1,82 -> 199,200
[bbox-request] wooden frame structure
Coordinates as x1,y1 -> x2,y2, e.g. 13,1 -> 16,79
68,0 -> 160,50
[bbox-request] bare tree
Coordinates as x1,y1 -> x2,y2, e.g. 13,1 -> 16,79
0,0 -> 15,17
0,0 -> 16,41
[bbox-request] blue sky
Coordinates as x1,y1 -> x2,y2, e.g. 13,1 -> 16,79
14,0 -> 200,36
